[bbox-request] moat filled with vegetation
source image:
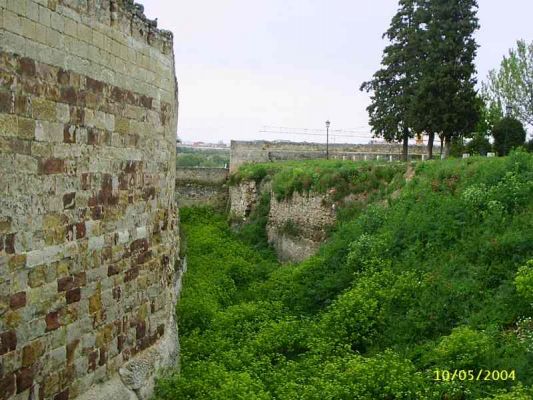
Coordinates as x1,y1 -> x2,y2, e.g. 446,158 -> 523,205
156,152 -> 533,400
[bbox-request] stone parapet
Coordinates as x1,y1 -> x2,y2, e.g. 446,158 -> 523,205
230,140 -> 432,172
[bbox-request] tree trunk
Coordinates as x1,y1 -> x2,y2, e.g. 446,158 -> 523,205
439,135 -> 444,158
427,132 -> 435,159
402,128 -> 409,161
443,136 -> 451,159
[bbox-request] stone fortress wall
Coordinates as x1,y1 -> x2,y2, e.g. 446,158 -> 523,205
175,167 -> 229,209
0,1 -> 180,399
230,140 -> 431,172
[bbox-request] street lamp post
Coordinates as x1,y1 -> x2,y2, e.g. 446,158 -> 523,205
325,120 -> 330,160
504,105 -> 513,155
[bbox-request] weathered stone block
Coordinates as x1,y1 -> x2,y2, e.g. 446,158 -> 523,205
4,234 -> 16,254
39,158 -> 64,174
15,367 -> 34,393
21,339 -> 44,367
66,288 -> 81,304
60,87 -> 77,105
56,103 -> 70,123
115,117 -> 129,134
45,310 -> 61,332
0,373 -> 16,399
9,292 -> 26,310
8,255 -> 26,270
42,371 -> 61,398
17,118 -> 35,140
88,291 -> 101,314
14,95 -> 31,117
0,114 -> 18,137
35,120 -> 63,142
33,98 -> 57,121
0,91 -> 14,113
0,330 -> 17,355
54,388 -> 69,400
28,266 -> 47,288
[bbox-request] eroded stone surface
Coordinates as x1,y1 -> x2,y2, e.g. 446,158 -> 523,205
229,181 -> 336,263
229,180 -> 259,221
267,192 -> 336,263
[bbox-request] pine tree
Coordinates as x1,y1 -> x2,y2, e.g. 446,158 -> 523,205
360,0 -> 421,161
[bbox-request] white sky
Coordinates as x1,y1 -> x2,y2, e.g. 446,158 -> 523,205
141,1 -> 533,144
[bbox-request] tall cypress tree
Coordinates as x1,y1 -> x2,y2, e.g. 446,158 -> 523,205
360,0 -> 421,161
413,0 -> 480,158
363,0 -> 480,160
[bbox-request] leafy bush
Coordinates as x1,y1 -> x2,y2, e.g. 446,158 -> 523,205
481,385 -> 533,400
492,117 -> 527,156
432,326 -> 494,369
466,133 -> 492,155
515,260 -> 533,302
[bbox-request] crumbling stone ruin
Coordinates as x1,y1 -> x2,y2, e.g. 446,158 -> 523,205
0,1 -> 180,399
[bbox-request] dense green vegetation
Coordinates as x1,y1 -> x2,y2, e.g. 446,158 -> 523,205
492,118 -> 527,156
157,152 -> 533,399
176,146 -> 230,168
229,159 -> 407,202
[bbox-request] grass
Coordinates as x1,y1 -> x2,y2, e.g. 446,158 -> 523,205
229,159 -> 407,202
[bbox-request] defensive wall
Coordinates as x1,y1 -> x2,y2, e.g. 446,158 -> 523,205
175,167 -> 229,210
229,140 -> 430,172
0,1 -> 180,399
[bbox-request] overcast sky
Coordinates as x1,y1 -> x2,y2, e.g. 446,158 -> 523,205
141,1 -> 533,144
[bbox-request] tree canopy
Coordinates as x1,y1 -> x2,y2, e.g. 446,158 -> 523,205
492,117 -> 527,156
483,39 -> 533,131
362,0 -> 480,159
360,0 -> 420,161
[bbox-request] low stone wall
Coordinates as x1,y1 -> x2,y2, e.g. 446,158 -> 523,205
230,140 -> 430,172
176,167 -> 229,209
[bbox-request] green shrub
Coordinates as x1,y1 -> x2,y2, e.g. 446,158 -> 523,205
432,326 -> 494,369
480,385 -> 533,400
466,133 -> 492,155
515,260 -> 533,302
492,117 -> 527,156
